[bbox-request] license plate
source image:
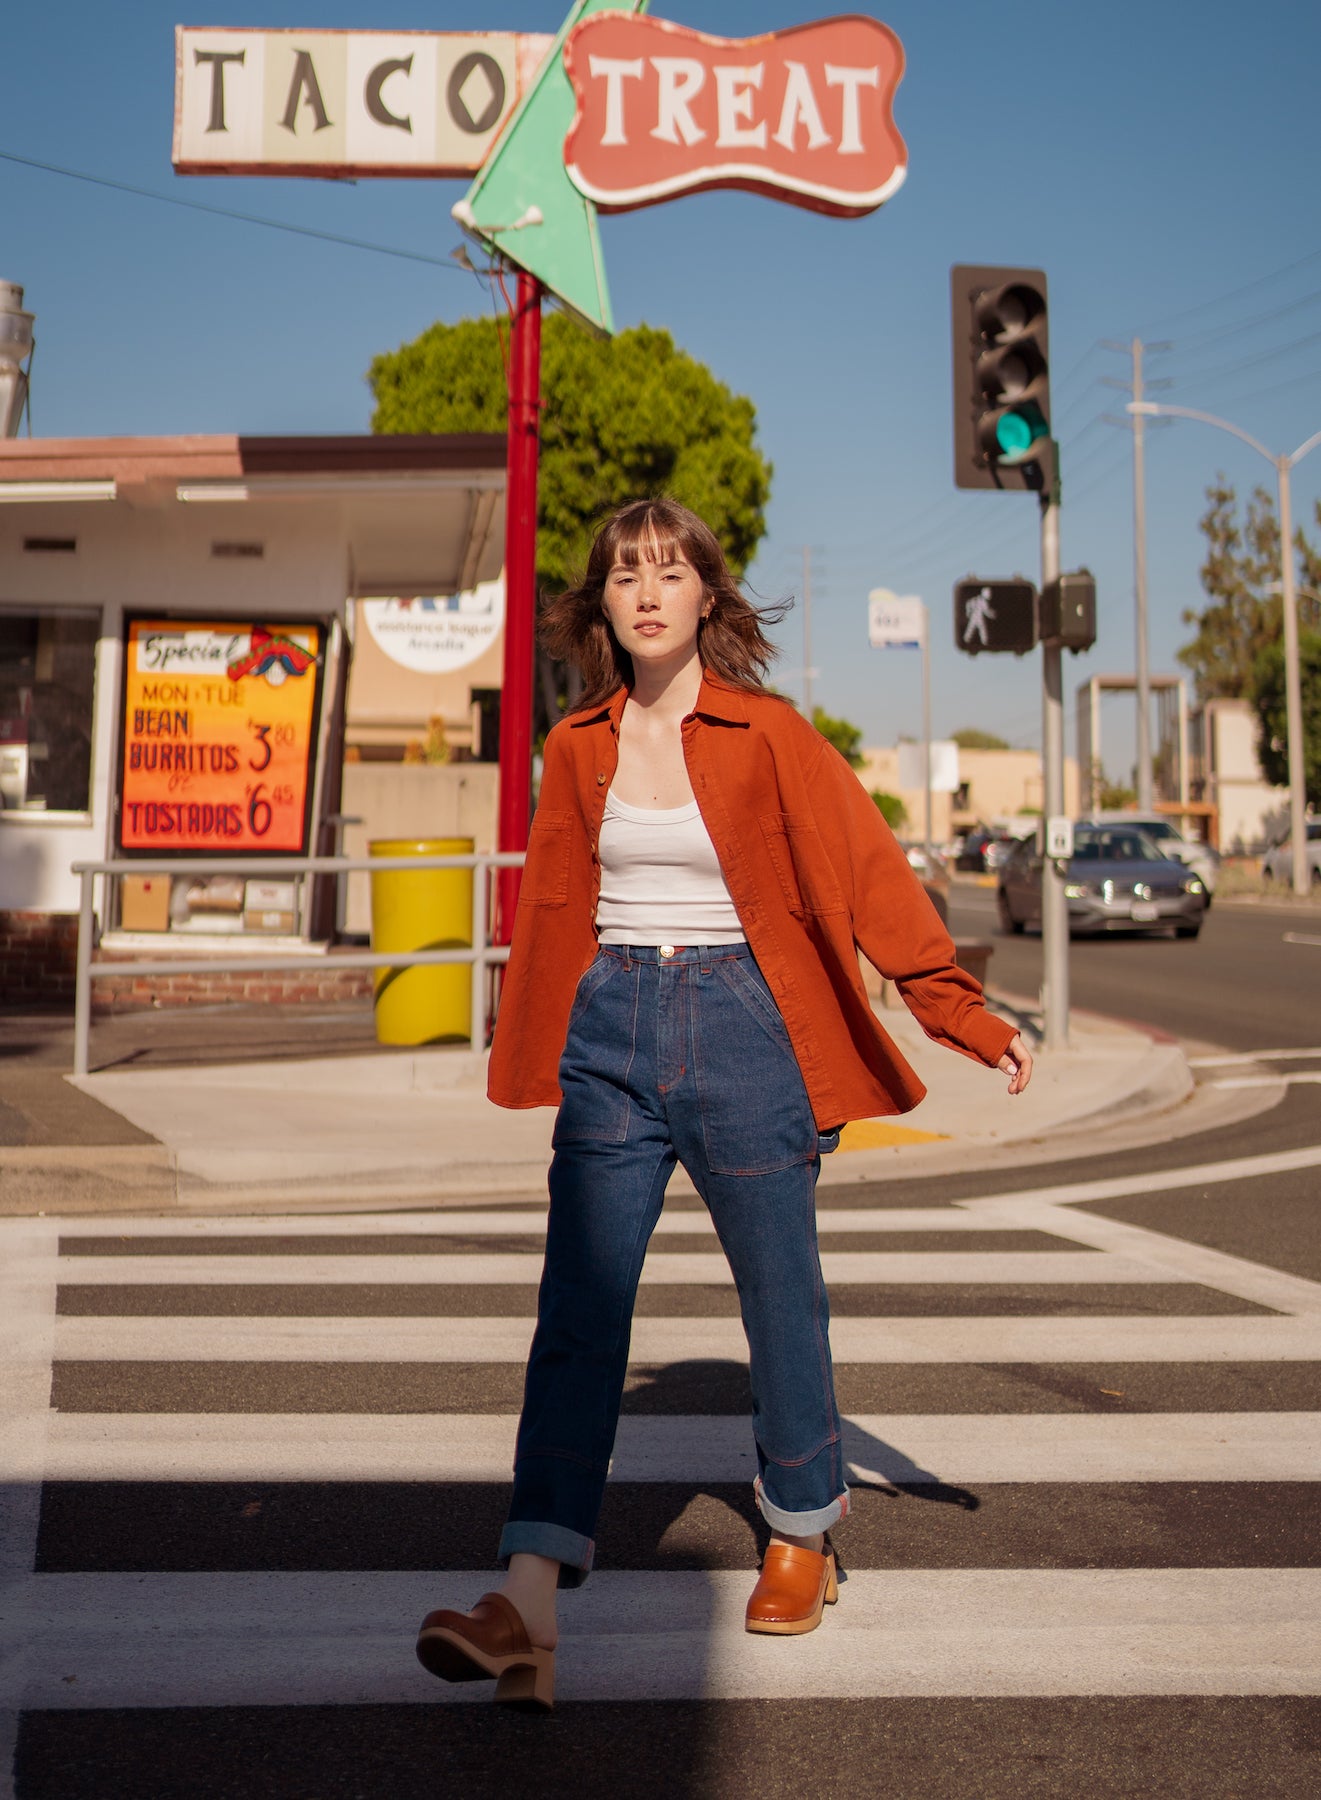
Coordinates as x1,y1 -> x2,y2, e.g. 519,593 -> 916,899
1130,902 -> 1159,923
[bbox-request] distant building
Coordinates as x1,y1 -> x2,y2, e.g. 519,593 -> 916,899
1189,697 -> 1287,854
856,743 -> 1079,843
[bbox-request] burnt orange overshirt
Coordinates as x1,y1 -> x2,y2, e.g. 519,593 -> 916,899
488,676 -> 1017,1127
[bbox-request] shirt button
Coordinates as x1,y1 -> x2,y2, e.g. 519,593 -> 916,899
596,772 -> 606,785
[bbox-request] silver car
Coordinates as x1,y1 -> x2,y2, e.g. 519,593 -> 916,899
1085,812 -> 1220,902
1261,821 -> 1321,887
997,825 -> 1208,938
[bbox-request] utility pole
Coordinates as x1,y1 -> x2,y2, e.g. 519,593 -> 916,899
1104,337 -> 1170,811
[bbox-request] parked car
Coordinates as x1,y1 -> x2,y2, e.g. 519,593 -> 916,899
955,827 -> 1016,872
997,824 -> 1208,938
1261,821 -> 1321,886
1084,812 -> 1220,903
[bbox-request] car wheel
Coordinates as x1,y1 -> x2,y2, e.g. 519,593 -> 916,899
996,889 -> 1023,935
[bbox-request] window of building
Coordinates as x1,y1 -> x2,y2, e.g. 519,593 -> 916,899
0,610 -> 99,815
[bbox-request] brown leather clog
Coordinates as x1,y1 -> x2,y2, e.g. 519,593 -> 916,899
416,1590 -> 554,1710
744,1541 -> 839,1636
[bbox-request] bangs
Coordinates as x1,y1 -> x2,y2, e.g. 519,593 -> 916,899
599,503 -> 698,572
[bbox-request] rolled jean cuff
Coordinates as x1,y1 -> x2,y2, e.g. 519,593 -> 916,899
753,1475 -> 850,1537
498,1520 -> 595,1588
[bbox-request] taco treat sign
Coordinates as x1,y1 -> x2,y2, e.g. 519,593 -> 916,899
562,11 -> 906,216
120,619 -> 324,853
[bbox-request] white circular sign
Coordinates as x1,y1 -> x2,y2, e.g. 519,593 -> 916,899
360,577 -> 504,674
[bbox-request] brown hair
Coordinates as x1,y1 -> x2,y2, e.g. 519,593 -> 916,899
539,497 -> 788,712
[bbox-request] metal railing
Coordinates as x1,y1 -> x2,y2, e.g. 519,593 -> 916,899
69,852 -> 525,1077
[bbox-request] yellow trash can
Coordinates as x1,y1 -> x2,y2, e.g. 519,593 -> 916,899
369,837 -> 473,1045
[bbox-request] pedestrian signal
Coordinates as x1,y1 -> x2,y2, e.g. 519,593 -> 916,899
1040,569 -> 1096,652
951,264 -> 1054,492
954,577 -> 1038,656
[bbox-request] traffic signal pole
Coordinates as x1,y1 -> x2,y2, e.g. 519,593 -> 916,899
1039,462 -> 1069,1051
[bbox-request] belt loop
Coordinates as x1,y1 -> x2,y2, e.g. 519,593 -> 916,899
699,946 -> 712,976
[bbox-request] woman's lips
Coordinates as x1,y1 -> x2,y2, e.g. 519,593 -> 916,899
634,622 -> 666,635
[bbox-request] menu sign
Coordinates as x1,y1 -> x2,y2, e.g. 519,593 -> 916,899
119,618 -> 324,853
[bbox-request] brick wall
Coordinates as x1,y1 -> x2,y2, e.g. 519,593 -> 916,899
0,911 -> 80,1007
0,909 -> 372,1012
88,960 -> 373,1013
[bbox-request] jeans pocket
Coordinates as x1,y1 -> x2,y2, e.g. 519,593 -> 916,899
697,958 -> 817,1175
553,953 -> 632,1146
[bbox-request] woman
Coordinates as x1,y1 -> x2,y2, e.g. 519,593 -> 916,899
416,498 -> 1032,1710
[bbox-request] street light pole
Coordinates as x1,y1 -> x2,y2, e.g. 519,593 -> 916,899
1128,402 -> 1321,897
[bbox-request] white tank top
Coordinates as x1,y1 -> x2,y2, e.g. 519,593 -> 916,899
595,791 -> 744,945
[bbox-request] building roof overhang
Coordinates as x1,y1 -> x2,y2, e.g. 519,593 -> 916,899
0,433 -> 507,593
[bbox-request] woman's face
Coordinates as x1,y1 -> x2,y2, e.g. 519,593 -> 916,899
602,552 -> 708,670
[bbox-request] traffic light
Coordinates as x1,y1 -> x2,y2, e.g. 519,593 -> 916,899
951,265 -> 1053,491
1040,570 -> 1096,652
954,577 -> 1037,655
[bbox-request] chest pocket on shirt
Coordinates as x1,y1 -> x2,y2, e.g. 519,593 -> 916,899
520,809 -> 574,906
760,813 -> 848,919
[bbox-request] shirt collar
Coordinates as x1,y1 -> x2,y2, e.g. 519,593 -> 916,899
568,674 -> 751,730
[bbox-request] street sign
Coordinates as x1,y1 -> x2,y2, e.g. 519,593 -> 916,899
173,27 -> 551,177
953,577 -> 1037,655
562,12 -> 907,217
868,589 -> 925,649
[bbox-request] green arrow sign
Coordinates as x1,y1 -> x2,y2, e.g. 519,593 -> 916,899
454,0 -> 649,335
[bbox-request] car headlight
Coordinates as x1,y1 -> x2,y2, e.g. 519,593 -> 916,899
1064,882 -> 1098,899
1181,877 -> 1205,895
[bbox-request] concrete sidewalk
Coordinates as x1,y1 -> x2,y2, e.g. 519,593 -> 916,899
0,991 -> 1199,1215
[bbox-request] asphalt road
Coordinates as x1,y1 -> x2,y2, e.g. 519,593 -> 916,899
6,1075 -> 1320,1799
950,885 -> 1321,1051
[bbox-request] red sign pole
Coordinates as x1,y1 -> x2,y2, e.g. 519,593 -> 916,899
495,270 -> 543,946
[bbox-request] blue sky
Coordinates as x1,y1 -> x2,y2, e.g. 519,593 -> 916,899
5,0 -> 1321,779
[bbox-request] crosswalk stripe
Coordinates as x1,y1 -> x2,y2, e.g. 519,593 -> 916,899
54,1207 -> 1029,1238
52,1250 -> 1172,1286
50,1313 -> 1321,1363
10,1569 -> 1317,1707
40,1410 -> 1321,1483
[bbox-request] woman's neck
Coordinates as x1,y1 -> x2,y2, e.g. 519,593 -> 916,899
627,650 -> 704,720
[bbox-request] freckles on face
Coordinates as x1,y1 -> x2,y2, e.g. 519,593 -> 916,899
602,555 -> 708,656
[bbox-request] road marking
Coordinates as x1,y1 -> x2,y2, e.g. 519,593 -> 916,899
966,1196 -> 1321,1317
1283,933 -> 1321,947
9,1569 -> 1317,1705
51,1312 -> 1321,1364
1213,1074 -> 1321,1089
49,1207 -> 1058,1239
1189,1047 -> 1321,1066
50,1250 -> 1166,1287
40,1409 -> 1321,1483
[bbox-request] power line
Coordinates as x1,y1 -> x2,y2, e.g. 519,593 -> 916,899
0,148 -> 463,272
1171,285 -> 1321,355
1164,326 -> 1321,391
1138,245 -> 1321,333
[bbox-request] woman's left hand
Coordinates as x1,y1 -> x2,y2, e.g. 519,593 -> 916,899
998,1032 -> 1033,1096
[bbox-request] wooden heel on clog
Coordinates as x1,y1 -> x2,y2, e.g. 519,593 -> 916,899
493,1648 -> 555,1711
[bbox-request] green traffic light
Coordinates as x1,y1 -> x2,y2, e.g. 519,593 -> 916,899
996,405 -> 1048,462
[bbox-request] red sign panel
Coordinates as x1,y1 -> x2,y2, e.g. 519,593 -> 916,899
563,12 -> 906,218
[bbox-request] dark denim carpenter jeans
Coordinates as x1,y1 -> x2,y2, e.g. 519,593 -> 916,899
498,942 -> 848,1586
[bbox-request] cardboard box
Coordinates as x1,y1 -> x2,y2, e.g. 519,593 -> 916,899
243,908 -> 297,934
121,875 -> 172,932
244,880 -> 298,911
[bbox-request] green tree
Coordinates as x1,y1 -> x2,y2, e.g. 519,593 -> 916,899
811,705 -> 864,767
1178,479 -> 1321,701
368,313 -> 772,589
870,789 -> 907,829
1252,629 -> 1321,806
951,727 -> 1009,750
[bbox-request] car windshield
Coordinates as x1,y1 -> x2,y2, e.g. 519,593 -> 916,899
1073,829 -> 1167,863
